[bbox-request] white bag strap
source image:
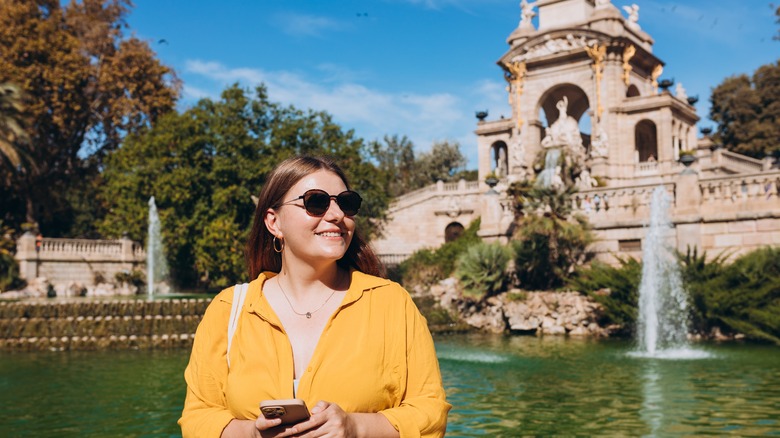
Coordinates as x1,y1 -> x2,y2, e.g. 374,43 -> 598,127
227,282 -> 249,368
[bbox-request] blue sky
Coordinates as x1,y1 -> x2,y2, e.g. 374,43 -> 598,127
128,0 -> 778,167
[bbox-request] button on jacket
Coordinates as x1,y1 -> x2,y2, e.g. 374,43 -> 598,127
179,270 -> 450,437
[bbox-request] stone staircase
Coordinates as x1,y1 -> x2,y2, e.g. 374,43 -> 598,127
0,298 -> 210,351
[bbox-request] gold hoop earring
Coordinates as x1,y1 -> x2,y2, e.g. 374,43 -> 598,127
273,236 -> 283,253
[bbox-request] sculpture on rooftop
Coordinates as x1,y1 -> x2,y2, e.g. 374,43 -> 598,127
623,4 -> 640,30
519,0 -> 537,29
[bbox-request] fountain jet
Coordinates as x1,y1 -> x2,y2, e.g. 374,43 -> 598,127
636,187 -> 691,356
147,197 -> 169,299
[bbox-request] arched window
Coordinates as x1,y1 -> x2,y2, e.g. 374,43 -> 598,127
626,84 -> 640,98
444,222 -> 465,243
635,120 -> 658,162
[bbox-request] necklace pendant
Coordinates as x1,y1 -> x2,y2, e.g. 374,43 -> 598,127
305,312 -> 312,319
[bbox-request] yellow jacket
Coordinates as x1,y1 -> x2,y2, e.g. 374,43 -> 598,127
179,271 -> 450,437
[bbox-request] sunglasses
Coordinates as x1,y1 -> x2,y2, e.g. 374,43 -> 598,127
278,189 -> 362,217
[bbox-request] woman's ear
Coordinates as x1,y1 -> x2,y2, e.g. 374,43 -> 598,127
264,208 -> 282,239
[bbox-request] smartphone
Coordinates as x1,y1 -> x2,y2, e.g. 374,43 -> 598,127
259,399 -> 311,426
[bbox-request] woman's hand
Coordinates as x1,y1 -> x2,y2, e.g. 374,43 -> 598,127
273,401 -> 398,438
301,401 -> 358,437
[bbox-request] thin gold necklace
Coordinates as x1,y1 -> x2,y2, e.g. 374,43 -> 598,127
276,277 -> 337,319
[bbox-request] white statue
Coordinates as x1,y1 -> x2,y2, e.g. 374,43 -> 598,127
576,169 -> 598,190
590,127 -> 609,158
675,82 -> 688,100
543,96 -> 582,150
623,4 -> 640,30
595,0 -> 612,8
497,146 -> 508,177
519,0 -> 537,28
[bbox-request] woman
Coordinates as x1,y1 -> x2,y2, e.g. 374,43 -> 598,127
179,156 -> 450,437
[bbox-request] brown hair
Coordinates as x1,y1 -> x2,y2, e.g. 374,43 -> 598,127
245,155 -> 386,279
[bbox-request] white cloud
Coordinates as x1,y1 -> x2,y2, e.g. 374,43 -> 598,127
272,12 -> 347,37
181,59 -> 513,167
181,84 -> 216,102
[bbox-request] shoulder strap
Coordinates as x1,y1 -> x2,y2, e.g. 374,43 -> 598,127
227,282 -> 249,368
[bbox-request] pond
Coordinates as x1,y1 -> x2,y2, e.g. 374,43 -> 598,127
1,334 -> 778,436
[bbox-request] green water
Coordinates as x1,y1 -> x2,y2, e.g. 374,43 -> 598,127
1,334 -> 779,436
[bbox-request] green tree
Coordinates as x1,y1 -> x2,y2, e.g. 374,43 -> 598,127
371,137 -> 471,198
99,84 -> 388,289
0,0 -> 179,233
415,140 -> 468,184
709,61 -> 780,159
370,135 -> 420,197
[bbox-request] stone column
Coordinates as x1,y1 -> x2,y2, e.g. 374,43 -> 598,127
16,232 -> 38,280
120,234 -> 135,271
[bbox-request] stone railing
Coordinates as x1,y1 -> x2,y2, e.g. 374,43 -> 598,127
15,234 -> 146,286
378,253 -> 412,267
392,179 -> 481,210
699,171 -> 780,204
716,150 -> 766,173
635,161 -> 659,175
570,182 -> 676,221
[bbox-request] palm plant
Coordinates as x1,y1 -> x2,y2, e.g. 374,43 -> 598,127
512,185 -> 594,290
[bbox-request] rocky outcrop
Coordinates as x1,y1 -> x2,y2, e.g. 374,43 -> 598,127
425,277 -> 609,337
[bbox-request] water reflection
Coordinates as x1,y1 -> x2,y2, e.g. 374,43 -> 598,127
0,335 -> 778,436
437,334 -> 780,437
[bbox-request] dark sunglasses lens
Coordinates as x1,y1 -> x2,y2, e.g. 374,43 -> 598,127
303,191 -> 330,216
337,192 -> 362,216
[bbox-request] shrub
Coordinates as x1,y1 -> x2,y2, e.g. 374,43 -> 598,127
398,218 -> 481,288
568,256 -> 642,333
685,247 -> 780,344
455,242 -> 510,300
513,212 -> 594,290
115,269 -> 146,289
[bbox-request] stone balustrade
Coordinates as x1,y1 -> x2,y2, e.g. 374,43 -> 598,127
700,171 -> 780,207
15,233 -> 146,286
571,182 -> 676,222
391,179 -> 481,210
715,150 -> 767,173
377,253 -> 412,267
0,298 -> 210,351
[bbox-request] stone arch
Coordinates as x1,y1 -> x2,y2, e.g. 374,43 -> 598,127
536,83 -> 592,152
626,84 -> 640,98
635,119 -> 658,162
491,141 -> 508,177
444,222 -> 465,243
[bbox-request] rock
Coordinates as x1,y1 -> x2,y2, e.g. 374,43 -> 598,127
464,305 -> 506,333
542,324 -> 566,335
568,326 -> 589,336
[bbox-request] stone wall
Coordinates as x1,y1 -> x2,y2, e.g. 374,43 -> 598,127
15,233 -> 146,286
372,179 -> 483,261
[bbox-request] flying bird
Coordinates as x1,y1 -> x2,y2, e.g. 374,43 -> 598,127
158,39 -> 168,45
